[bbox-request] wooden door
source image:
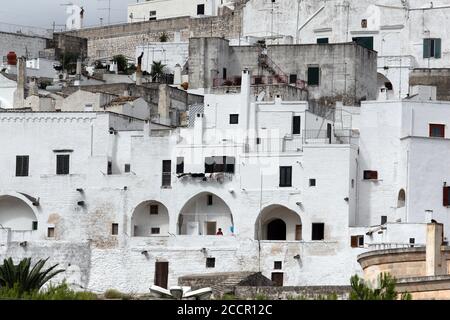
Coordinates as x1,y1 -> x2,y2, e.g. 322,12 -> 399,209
154,262 -> 169,289
271,272 -> 284,287
206,221 -> 217,235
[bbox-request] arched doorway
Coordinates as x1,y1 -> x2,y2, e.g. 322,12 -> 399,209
178,192 -> 234,236
131,201 -> 169,236
255,205 -> 302,241
397,189 -> 406,208
0,195 -> 38,231
267,219 -> 286,240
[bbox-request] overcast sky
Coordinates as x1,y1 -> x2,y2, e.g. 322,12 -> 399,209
0,0 -> 133,31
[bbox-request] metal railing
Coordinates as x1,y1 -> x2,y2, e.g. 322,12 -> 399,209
367,243 -> 425,251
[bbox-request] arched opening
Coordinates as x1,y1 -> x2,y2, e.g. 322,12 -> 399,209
377,73 -> 394,97
397,189 -> 406,208
267,219 -> 286,240
131,201 -> 169,236
0,195 -> 38,231
255,205 -> 302,241
178,193 -> 234,236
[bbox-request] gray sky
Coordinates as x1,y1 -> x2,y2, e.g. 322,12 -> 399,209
0,0 -> 133,31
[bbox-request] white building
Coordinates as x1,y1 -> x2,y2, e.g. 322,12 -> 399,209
242,0 -> 450,99
0,70 -> 447,293
128,0 -> 236,22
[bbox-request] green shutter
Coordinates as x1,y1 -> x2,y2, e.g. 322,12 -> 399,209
423,39 -> 431,58
435,38 -> 441,58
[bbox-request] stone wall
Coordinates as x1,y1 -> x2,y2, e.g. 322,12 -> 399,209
0,32 -> 49,60
234,286 -> 350,300
409,69 -> 450,101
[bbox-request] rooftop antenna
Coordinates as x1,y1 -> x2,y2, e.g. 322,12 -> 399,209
98,0 -> 112,25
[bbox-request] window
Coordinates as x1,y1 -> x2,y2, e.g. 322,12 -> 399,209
150,205 -> 159,215
289,74 -> 297,84
292,116 -> 301,134
197,4 -> 205,15
351,235 -> 364,248
352,37 -> 374,50
206,257 -> 215,268
361,19 -> 368,28
107,161 -> 112,175
229,114 -> 239,124
176,157 -> 184,174
312,223 -> 324,240
409,238 -> 415,248
443,186 -> 450,206
47,227 -> 55,238
124,164 -> 131,173
256,137 -> 261,145
429,124 -> 445,138
151,227 -> 160,235
223,68 -> 227,80
16,155 -> 29,177
205,156 -> 235,174
397,189 -> 406,208
32,221 -> 38,231
56,155 -> 70,175
317,38 -> 329,44
112,223 -> 119,235
279,166 -> 292,187
423,38 -> 441,59
309,179 -> 316,187
274,261 -> 282,270
149,11 -> 156,20
363,170 -> 378,180
207,194 -> 213,206
307,67 -> 320,86
385,82 -> 393,91
162,160 -> 171,187
381,216 -> 387,225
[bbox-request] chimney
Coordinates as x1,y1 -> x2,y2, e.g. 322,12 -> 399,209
194,113 -> 204,144
13,56 -> 27,108
426,222 -> 447,276
174,64 -> 182,85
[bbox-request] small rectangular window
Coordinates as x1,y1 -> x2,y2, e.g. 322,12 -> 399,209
107,161 -> 112,175
150,205 -> 159,215
289,74 -> 297,84
256,138 -> 261,145
16,155 -> 29,177
307,67 -> 320,86
162,160 -> 171,187
230,114 -> 239,124
176,157 -> 184,174
206,257 -> 215,268
223,68 -> 227,80
274,261 -> 282,270
363,170 -> 378,180
32,221 -> 38,231
429,124 -> 445,138
312,223 -> 324,240
351,235 -> 364,248
47,227 -> 55,238
443,186 -> 450,206
197,4 -> 205,15
409,238 -> 415,247
309,179 -> 316,187
56,155 -> 70,175
112,223 -> 119,235
124,164 -> 131,173
292,116 -> 301,134
381,216 -> 387,225
151,227 -> 160,235
149,11 -> 156,20
423,38 -> 441,59
317,38 -> 329,44
352,36 -> 374,50
279,166 -> 292,187
207,194 -> 213,206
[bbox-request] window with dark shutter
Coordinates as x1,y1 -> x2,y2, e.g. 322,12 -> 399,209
32,221 -> 38,231
107,161 -> 112,175
292,116 -> 301,134
206,257 -> 215,268
351,236 -> 358,248
424,38 -> 441,59
307,67 -> 320,86
197,4 -> 205,15
381,216 -> 387,225
363,170 -> 378,180
16,155 -> 29,177
207,195 -> 213,206
274,261 -> 282,270
289,74 -> 297,84
176,157 -> 184,174
56,155 -> 70,175
443,186 -> 450,206
112,223 -> 119,235
352,36 -> 374,50
279,166 -> 292,187
317,38 -> 329,44
162,160 -> 171,187
151,227 -> 160,235
124,164 -> 131,173
150,205 -> 159,215
312,223 -> 325,240
429,124 -> 445,138
229,114 -> 239,124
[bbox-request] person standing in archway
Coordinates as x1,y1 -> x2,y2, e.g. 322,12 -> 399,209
216,228 -> 223,236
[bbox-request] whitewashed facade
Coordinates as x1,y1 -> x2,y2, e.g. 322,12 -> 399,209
0,70 -> 447,292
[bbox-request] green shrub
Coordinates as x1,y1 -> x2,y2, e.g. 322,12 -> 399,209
104,289 -> 133,300
350,273 -> 412,300
220,293 -> 237,300
0,282 -> 97,300
255,293 -> 269,300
